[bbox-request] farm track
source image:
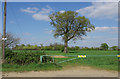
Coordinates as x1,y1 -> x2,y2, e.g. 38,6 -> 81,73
2,66 -> 118,77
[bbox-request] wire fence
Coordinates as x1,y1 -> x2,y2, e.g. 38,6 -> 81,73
40,55 -> 120,64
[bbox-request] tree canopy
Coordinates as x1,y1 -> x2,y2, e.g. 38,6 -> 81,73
49,11 -> 95,53
100,43 -> 109,50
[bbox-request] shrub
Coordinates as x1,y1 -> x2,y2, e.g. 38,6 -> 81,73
5,49 -> 52,65
61,48 -> 64,52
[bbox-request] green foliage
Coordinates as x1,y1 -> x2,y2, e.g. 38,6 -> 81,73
68,46 -> 80,50
2,63 -> 62,72
5,49 -> 52,65
13,43 -> 116,51
14,44 -> 40,50
49,11 -> 95,53
21,44 -> 25,47
100,43 -> 109,50
49,43 -> 64,50
110,46 -> 118,50
49,11 -> 95,40
13,43 -> 64,51
44,50 -> 118,71
10,50 -> 118,71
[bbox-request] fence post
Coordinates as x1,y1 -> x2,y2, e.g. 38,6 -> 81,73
53,56 -> 54,63
40,56 -> 43,63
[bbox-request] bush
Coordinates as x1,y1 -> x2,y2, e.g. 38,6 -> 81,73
5,49 -> 52,65
61,48 -> 64,52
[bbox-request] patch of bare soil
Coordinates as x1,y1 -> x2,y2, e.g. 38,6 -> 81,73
50,56 -> 68,58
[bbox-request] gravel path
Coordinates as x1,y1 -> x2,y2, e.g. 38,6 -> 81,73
2,66 -> 118,77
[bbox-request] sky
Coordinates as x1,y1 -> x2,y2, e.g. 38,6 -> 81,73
0,2 -> 118,47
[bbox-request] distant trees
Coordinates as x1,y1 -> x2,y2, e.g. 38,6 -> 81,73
49,11 -> 95,53
14,44 -> 39,50
100,43 -> 109,51
13,43 -> 118,51
13,43 -> 64,50
110,46 -> 118,50
27,44 -> 31,47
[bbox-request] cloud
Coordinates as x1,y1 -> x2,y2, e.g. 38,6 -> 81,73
32,14 -> 50,21
95,27 -> 117,31
39,5 -> 53,14
59,10 -> 65,13
21,7 -> 39,13
76,2 -> 118,20
32,5 -> 54,21
92,26 -> 118,35
21,5 -> 53,21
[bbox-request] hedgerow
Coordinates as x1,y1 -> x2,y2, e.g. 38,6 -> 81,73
5,49 -> 52,65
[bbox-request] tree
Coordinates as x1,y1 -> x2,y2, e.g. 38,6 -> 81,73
74,46 -> 80,50
111,46 -> 118,50
1,33 -> 20,48
40,44 -> 44,50
27,44 -> 31,47
14,45 -> 19,49
50,43 -> 64,50
40,44 -> 43,47
100,43 -> 109,51
49,11 -> 95,53
21,44 -> 25,47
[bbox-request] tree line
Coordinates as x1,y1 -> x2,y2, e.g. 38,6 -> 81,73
1,32 -> 118,51
12,43 -> 118,51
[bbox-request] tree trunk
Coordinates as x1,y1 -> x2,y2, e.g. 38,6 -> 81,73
64,40 -> 68,53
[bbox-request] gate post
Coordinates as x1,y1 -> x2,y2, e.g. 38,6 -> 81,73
40,56 -> 43,63
53,56 -> 54,63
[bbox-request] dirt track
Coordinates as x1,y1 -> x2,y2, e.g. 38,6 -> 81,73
2,66 -> 118,77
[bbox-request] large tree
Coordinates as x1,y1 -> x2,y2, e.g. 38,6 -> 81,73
49,11 -> 95,53
100,43 -> 109,51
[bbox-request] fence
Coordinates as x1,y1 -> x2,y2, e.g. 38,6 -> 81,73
40,55 -> 120,64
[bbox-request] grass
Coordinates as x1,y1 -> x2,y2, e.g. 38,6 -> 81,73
13,50 -> 118,55
2,50 -> 119,72
2,63 -> 62,72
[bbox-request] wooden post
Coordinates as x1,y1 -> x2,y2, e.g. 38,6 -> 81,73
2,0 -> 7,61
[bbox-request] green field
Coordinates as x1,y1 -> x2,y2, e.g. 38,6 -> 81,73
2,50 -> 119,72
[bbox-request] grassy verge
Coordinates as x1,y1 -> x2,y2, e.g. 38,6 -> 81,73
2,63 -> 62,72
